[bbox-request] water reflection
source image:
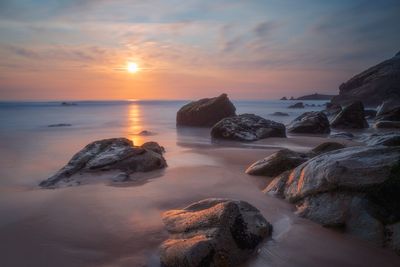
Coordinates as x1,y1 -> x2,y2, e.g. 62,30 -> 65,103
126,103 -> 144,145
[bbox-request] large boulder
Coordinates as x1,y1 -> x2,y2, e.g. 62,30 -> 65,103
375,106 -> 400,122
331,51 -> 400,106
331,101 -> 369,129
245,149 -> 309,177
287,111 -> 330,134
39,138 -> 166,188
160,198 -> 272,267
211,114 -> 286,141
176,94 -> 236,127
265,146 -> 400,250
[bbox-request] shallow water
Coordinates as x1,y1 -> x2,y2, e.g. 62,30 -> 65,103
0,100 -> 398,267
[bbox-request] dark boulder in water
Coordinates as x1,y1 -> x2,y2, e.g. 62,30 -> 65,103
160,198 -> 272,267
176,94 -> 236,127
211,114 -> 286,141
287,111 -> 330,134
48,123 -> 72,127
39,138 -> 166,188
331,101 -> 368,129
288,102 -> 304,109
271,112 -> 289,116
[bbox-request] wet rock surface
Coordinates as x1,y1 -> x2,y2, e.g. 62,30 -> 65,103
160,198 -> 272,267
362,132 -> 400,147
331,101 -> 369,129
287,111 -> 330,134
176,94 -> 236,127
211,114 -> 286,141
39,138 -> 167,188
264,146 -> 400,251
374,121 -> 400,129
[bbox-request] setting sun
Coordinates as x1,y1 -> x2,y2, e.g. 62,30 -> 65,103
127,62 -> 139,73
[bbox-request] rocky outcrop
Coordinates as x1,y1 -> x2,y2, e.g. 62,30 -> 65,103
331,101 -> 369,129
210,114 -> 286,141
264,146 -> 400,251
331,51 -> 400,106
160,198 -> 272,267
245,149 -> 309,177
375,106 -> 400,122
176,94 -> 236,127
362,132 -> 400,147
39,138 -> 166,188
280,97 -> 288,100
247,142 -> 345,177
287,111 -> 330,134
288,102 -> 304,109
296,93 -> 335,100
323,103 -> 342,116
374,121 -> 400,129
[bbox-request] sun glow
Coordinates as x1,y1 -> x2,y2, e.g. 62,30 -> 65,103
127,62 -> 139,73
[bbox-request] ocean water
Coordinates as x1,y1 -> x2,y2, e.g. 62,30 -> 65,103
0,99 -> 326,186
1,99 -> 397,267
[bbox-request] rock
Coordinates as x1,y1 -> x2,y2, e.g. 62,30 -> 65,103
331,101 -> 369,129
280,97 -> 288,100
364,109 -> 377,119
386,223 -> 400,252
245,149 -> 309,177
324,103 -> 342,116
376,100 -> 400,117
48,123 -> 72,127
270,112 -> 289,116
290,96 -> 295,100
329,132 -> 354,140
160,198 -> 272,267
247,142 -> 345,177
310,141 -> 346,155
210,114 -> 286,141
331,51 -> 400,106
39,138 -> 167,188
112,172 -> 130,182
288,102 -> 304,109
287,111 -> 330,134
141,141 -> 165,154
296,93 -> 336,100
264,146 -> 400,251
374,121 -> 400,129
375,107 -> 400,122
362,132 -> 400,146
134,130 -> 155,136
263,171 -> 291,197
61,102 -> 77,106
176,94 -> 236,127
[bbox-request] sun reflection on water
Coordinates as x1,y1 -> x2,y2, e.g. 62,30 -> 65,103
127,103 -> 145,145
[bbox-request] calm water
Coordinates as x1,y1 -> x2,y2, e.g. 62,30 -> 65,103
0,99 -> 326,186
1,99 -> 398,267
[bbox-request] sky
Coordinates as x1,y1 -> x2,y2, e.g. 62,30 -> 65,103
0,0 -> 399,101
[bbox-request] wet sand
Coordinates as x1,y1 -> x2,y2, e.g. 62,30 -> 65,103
0,136 -> 399,267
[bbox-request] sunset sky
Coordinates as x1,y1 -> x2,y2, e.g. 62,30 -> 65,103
0,0 -> 399,100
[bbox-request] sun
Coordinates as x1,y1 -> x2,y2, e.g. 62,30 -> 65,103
127,62 -> 139,73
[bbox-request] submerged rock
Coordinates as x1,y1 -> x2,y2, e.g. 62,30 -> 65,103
160,198 -> 272,267
176,94 -> 236,127
265,146 -> 400,251
39,138 -> 166,188
211,114 -> 286,141
288,102 -> 304,109
246,149 -> 309,177
331,101 -> 369,129
48,123 -> 72,127
287,111 -> 330,134
271,112 -> 289,116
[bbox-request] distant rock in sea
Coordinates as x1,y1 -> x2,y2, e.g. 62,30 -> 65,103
270,111 -> 289,116
288,102 -> 304,109
331,50 -> 400,106
61,102 -> 77,106
296,93 -> 336,100
280,96 -> 288,100
176,93 -> 236,127
48,123 -> 72,127
210,114 -> 286,141
39,138 -> 166,188
160,198 -> 272,267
